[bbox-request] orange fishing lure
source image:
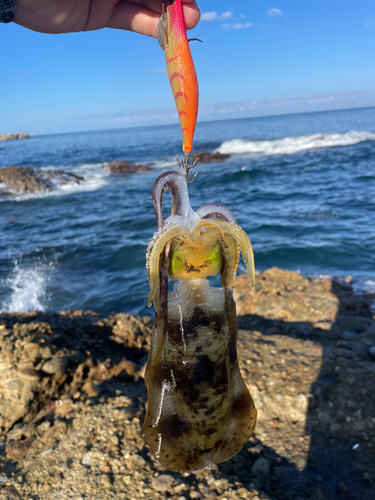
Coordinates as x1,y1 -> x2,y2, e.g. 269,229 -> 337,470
158,0 -> 199,155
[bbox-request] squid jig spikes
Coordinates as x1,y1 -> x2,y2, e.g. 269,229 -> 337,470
176,151 -> 199,184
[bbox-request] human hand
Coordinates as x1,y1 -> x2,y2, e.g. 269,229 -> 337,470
14,0 -> 200,36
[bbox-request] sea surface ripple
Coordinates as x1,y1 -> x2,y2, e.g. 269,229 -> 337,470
0,107 -> 374,315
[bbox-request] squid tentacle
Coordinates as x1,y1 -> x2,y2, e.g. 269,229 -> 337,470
147,224 -> 188,312
220,234 -> 241,288
195,203 -> 237,224
152,171 -> 184,229
214,221 -> 256,288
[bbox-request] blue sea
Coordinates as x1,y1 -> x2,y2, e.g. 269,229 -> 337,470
1,107 -> 374,315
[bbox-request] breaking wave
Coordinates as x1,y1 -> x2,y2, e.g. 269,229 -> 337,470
0,262 -> 54,313
216,130 -> 375,156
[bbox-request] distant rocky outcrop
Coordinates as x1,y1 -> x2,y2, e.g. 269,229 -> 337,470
0,166 -> 84,194
0,133 -> 30,142
192,151 -> 231,163
102,161 -> 152,175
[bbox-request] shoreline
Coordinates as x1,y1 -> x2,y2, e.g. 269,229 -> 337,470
0,267 -> 374,499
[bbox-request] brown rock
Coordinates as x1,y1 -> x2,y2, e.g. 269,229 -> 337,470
152,474 -> 175,492
192,151 -> 230,163
0,167 -> 83,194
6,435 -> 37,458
102,161 -> 152,175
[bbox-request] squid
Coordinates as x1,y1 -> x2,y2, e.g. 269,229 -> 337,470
142,163 -> 257,472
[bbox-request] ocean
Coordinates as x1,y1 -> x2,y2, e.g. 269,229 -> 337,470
0,107 -> 374,316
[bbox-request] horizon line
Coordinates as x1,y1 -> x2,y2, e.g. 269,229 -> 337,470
4,104 -> 375,139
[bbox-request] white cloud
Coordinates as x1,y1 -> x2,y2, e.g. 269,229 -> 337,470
201,11 -> 218,21
201,11 -> 233,21
268,8 -> 283,17
222,11 -> 233,20
223,22 -> 251,30
308,96 -> 335,104
234,23 -> 251,29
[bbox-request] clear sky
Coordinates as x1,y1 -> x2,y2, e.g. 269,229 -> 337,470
1,0 -> 375,135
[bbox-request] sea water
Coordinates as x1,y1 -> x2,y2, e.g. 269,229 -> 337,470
0,107 -> 374,315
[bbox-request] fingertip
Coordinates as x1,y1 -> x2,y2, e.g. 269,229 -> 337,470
182,0 -> 201,30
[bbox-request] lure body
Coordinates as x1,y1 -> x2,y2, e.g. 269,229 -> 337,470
158,0 -> 199,153
142,170 -> 257,472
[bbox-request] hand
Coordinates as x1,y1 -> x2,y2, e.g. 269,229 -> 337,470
14,0 -> 200,36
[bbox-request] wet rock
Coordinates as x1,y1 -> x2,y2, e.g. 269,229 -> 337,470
151,474 -> 175,492
0,167 -> 83,194
192,151 -> 231,163
251,457 -> 270,477
102,161 -> 152,175
369,346 -> 375,360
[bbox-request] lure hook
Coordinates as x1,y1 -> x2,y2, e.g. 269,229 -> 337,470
176,152 -> 199,184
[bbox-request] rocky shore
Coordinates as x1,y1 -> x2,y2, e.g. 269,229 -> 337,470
0,134 -> 29,142
0,268 -> 374,500
0,167 -> 84,194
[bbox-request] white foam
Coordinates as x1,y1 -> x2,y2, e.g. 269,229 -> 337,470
351,280 -> 375,296
216,130 -> 375,156
0,262 -> 54,313
150,158 -> 179,170
351,280 -> 375,315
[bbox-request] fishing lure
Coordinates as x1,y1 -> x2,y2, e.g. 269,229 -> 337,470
157,0 -> 199,156
142,164 -> 257,472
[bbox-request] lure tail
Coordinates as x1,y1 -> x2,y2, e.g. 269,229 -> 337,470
158,0 -> 199,154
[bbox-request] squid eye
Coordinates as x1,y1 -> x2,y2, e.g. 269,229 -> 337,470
169,246 -> 185,276
208,243 -> 222,271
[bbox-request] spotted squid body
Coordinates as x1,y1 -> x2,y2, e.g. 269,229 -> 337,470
142,169 -> 257,472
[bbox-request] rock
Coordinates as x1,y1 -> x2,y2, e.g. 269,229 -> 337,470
369,346 -> 375,360
82,452 -> 92,465
342,330 -> 356,339
6,435 -> 37,458
334,348 -> 356,359
192,151 -> 230,163
337,481 -> 349,495
81,380 -> 100,397
0,133 -> 29,141
251,457 -> 270,477
0,167 -> 83,194
42,357 -> 70,374
130,453 -> 146,466
102,161 -> 152,175
273,466 -> 294,480
151,474 -> 175,492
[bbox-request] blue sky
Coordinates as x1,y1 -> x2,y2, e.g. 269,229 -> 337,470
1,0 -> 375,135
